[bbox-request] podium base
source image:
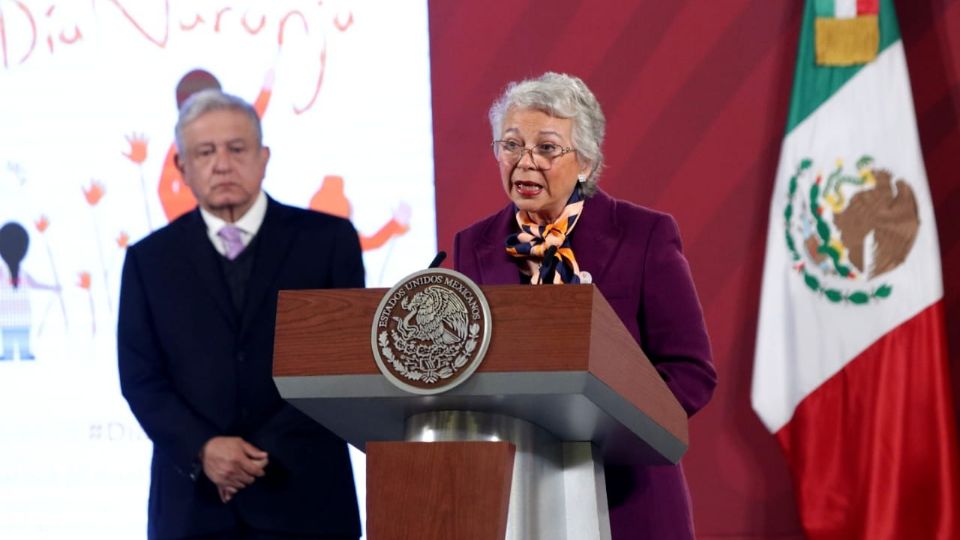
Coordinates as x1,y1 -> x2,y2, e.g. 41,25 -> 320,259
405,410 -> 611,540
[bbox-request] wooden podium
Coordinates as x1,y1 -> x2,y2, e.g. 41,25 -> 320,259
273,284 -> 687,540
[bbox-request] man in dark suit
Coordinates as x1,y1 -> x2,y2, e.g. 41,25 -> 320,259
118,89 -> 363,540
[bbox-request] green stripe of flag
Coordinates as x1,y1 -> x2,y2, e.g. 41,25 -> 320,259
814,0 -> 835,18
785,0 -> 901,134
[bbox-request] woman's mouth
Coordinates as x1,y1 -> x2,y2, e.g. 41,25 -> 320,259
513,180 -> 543,197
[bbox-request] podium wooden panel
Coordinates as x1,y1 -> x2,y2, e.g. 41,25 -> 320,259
273,283 -> 688,539
274,284 -> 687,465
366,441 -> 515,540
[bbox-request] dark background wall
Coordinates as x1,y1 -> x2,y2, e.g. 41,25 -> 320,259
427,1 -> 960,538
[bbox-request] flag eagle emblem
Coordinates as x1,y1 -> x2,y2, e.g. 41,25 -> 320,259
783,155 -> 919,305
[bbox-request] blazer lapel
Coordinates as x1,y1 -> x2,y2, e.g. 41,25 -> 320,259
570,190 -> 621,283
239,198 -> 296,337
476,204 -> 522,285
183,210 -> 237,327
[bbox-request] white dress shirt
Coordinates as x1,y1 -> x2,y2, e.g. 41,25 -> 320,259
197,191 -> 268,257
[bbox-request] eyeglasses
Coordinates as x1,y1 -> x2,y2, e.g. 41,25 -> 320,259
492,140 -> 576,169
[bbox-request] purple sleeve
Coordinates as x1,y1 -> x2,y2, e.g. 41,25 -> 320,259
640,214 -> 717,417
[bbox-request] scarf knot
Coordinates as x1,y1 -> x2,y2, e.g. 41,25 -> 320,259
505,184 -> 585,284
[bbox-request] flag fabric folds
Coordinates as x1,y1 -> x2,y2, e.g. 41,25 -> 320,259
751,0 -> 960,538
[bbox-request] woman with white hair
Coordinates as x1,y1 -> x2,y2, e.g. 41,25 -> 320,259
454,72 -> 717,539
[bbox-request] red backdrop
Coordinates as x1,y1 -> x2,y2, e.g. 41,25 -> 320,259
428,1 -> 960,538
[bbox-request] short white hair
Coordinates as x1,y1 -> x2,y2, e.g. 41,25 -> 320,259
174,89 -> 262,154
489,72 -> 606,194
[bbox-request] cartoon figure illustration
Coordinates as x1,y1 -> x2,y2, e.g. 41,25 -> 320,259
309,175 -> 411,251
0,222 -> 60,360
158,68 -> 275,222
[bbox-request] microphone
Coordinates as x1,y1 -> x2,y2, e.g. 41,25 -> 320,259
428,251 -> 447,269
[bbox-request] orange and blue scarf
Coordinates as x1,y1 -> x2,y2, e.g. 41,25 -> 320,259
505,183 -> 585,284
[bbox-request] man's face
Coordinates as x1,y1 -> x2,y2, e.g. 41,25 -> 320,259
176,108 -> 270,222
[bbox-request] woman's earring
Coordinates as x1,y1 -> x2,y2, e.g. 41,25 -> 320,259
577,174 -> 586,183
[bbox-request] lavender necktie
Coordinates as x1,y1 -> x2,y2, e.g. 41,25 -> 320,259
217,225 -> 245,260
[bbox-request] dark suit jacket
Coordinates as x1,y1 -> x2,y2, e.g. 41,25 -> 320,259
453,189 -> 717,540
118,197 -> 363,539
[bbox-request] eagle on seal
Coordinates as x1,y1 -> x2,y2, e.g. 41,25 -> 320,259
397,285 -> 469,345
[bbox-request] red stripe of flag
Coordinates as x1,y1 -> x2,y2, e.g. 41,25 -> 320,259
858,0 -> 879,15
776,301 -> 960,539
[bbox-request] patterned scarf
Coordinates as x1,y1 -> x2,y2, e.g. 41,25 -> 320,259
505,183 -> 585,284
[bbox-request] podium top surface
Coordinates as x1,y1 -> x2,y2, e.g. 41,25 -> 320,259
273,283 -> 688,465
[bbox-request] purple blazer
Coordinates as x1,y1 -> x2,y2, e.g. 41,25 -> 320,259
453,189 -> 717,540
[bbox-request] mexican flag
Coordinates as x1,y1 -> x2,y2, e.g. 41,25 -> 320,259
751,0 -> 960,538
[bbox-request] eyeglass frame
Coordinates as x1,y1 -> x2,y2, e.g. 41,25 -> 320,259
491,139 -> 577,169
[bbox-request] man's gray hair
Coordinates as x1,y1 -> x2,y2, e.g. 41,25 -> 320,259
174,89 -> 262,154
488,72 -> 606,195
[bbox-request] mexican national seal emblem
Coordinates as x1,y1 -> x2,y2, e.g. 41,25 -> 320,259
371,268 -> 492,394
783,155 -> 920,305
